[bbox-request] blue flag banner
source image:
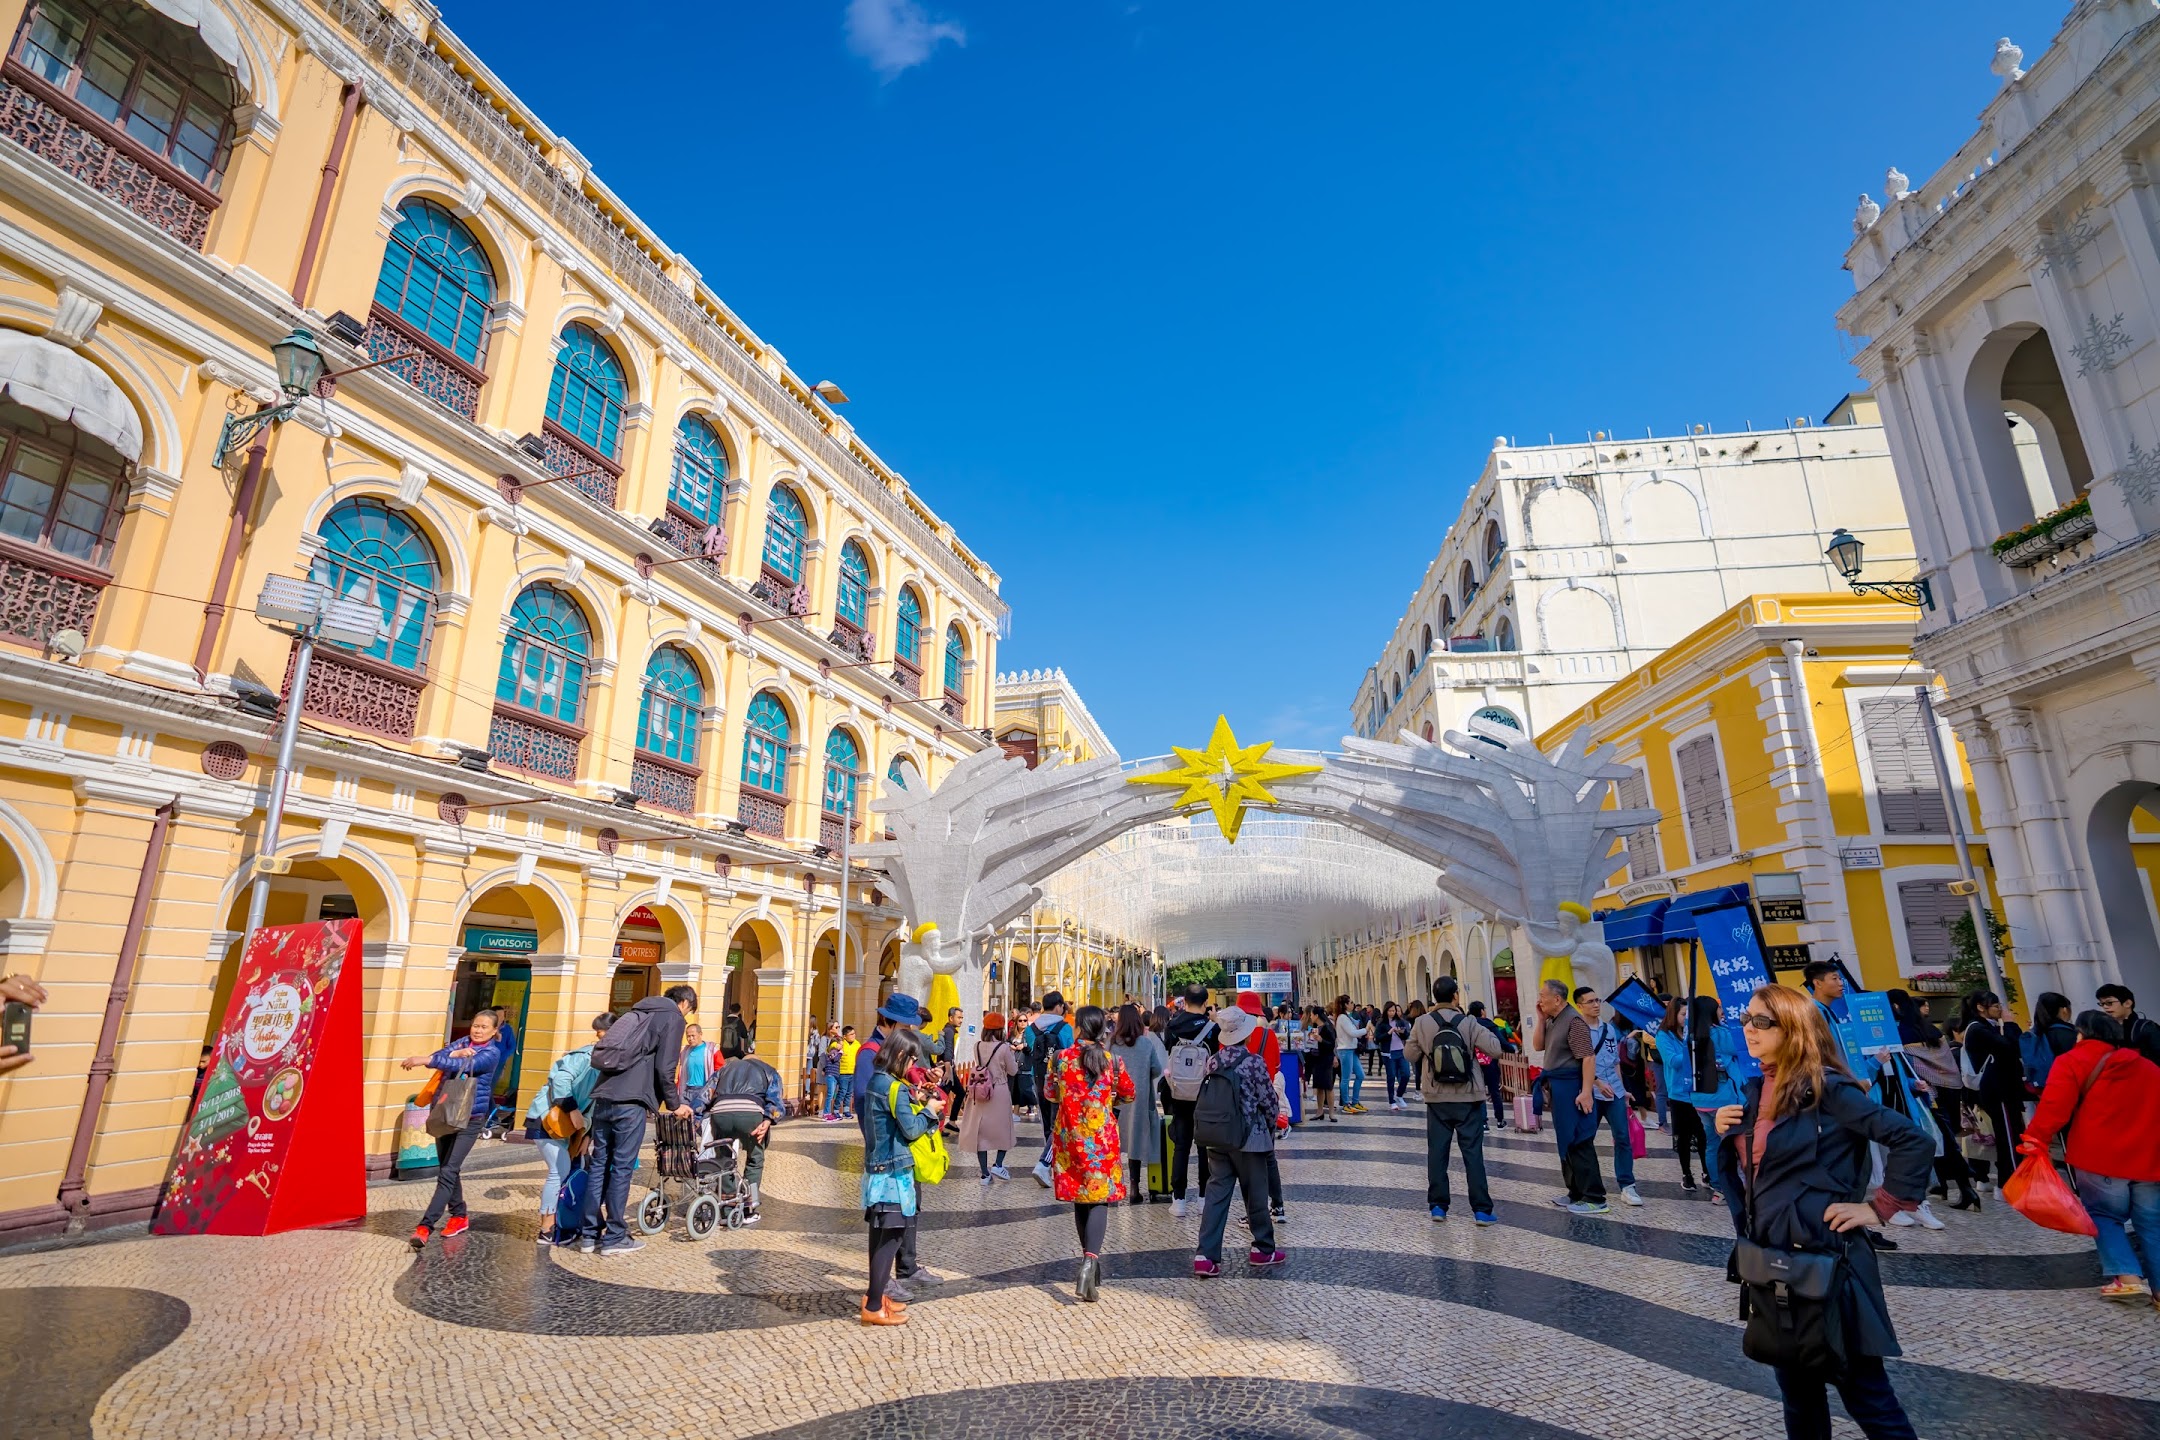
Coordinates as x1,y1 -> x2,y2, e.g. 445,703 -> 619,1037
1697,904 -> 1769,1079
1606,976 -> 1667,1033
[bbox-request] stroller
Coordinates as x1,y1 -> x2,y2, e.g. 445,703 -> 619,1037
636,1111 -> 750,1239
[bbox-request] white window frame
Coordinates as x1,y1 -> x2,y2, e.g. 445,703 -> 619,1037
1667,720 -> 1738,865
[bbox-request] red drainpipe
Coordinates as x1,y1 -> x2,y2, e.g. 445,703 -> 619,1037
58,799 -> 176,1225
292,81 -> 363,308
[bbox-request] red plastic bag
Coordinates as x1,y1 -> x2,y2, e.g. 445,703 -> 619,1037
2001,1152 -> 2097,1236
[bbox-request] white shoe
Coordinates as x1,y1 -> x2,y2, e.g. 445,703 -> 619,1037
1620,1185 -> 1643,1207
1915,1202 -> 1946,1231
1889,1209 -> 1917,1227
1171,1196 -> 1188,1218
990,1165 -> 1012,1181
1032,1162 -> 1053,1189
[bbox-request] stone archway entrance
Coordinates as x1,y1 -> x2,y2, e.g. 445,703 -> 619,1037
2088,780 -> 2160,1001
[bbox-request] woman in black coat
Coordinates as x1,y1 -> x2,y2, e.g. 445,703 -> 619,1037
1959,989 -> 2027,1164
1715,983 -> 1933,1440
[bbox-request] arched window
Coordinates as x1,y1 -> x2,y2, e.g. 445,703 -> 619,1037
943,623 -> 967,696
1484,519 -> 1505,566
668,414 -> 728,528
1472,705 -> 1522,732
895,587 -> 924,667
761,484 -> 806,584
9,0 -> 239,200
823,727 -> 863,826
0,402 -> 125,571
635,646 -> 704,765
836,540 -> 871,628
495,584 -> 591,725
545,324 -> 627,460
1458,560 -> 1478,609
1391,674 -> 1403,704
309,498 -> 438,670
1494,615 -> 1516,652
1437,596 -> 1454,643
887,753 -> 914,790
1420,624 -> 1433,654
1403,647 -> 1417,677
374,199 -> 495,366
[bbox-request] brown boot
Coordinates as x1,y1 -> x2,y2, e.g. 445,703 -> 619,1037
859,1297 -> 910,1326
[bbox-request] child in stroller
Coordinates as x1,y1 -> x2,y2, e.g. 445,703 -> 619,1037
636,1108 -> 751,1239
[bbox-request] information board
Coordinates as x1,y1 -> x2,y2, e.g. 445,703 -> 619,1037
1846,990 -> 1899,1055
1236,970 -> 1294,994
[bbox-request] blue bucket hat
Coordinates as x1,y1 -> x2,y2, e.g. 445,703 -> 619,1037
878,993 -> 923,1025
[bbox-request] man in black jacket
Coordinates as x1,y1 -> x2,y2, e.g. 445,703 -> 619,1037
578,984 -> 697,1255
1163,984 -> 1220,1218
2098,985 -> 2160,1066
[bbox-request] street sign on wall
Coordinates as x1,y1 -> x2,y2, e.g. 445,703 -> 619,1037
1236,970 -> 1294,993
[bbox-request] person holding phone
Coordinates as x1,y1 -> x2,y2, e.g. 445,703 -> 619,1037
1,973 -> 47,1077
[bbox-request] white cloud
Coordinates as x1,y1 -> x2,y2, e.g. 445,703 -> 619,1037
845,0 -> 966,79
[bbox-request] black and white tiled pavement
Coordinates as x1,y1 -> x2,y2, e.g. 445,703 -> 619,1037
2,1107 -> 2154,1438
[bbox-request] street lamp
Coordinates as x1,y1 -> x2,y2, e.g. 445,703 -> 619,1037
238,575 -> 385,952
213,329 -> 326,466
1823,527 -> 1934,611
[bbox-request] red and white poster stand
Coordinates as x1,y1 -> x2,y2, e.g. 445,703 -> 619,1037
153,919 -> 366,1235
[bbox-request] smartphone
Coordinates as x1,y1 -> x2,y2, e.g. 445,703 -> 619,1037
2,1000 -> 29,1056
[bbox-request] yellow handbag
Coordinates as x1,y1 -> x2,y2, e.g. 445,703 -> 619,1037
909,1119 -> 951,1185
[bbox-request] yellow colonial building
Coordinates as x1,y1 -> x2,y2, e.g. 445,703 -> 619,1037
1539,594 -> 2032,1006
0,0 -> 1006,1237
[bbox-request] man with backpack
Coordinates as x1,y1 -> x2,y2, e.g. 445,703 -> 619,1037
2097,985 -> 2160,1067
1024,992 -> 1074,1188
1162,985 -> 1220,1217
577,984 -> 698,1256
1405,976 -> 1506,1224
1191,1001 -> 1285,1276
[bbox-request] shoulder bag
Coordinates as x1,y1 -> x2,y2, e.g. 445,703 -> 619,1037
426,1072 -> 477,1138
1732,1121 -> 1848,1376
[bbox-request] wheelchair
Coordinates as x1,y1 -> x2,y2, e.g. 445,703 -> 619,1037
636,1111 -> 750,1239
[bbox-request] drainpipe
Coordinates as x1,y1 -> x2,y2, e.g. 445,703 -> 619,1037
58,799 -> 176,1228
291,82 -> 364,308
192,417 -> 271,680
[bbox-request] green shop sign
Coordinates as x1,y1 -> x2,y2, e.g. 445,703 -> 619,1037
463,926 -> 538,955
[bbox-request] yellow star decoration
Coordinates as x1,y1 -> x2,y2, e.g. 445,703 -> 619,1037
1127,715 -> 1323,844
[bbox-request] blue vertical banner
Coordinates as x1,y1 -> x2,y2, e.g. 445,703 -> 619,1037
1697,904 -> 1769,1079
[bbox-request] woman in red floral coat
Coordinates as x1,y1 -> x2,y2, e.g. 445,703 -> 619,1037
1046,1004 -> 1135,1302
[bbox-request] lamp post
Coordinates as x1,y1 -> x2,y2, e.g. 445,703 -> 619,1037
239,575 -> 385,953
1824,528 -> 1934,611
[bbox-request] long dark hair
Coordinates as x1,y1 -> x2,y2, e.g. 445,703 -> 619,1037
1111,1002 -> 1145,1047
1688,994 -> 1722,1081
2036,991 -> 2073,1029
1961,990 -> 2001,1025
1074,1005 -> 1109,1083
1661,997 -> 1687,1035
1887,987 -> 1940,1045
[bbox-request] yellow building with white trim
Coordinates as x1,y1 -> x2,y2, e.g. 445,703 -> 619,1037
0,0 -> 1004,1237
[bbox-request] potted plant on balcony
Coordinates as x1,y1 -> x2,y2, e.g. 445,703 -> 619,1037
2043,494 -> 2095,547
1991,495 -> 2095,569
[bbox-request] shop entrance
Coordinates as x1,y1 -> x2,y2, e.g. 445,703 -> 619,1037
611,903 -> 668,1014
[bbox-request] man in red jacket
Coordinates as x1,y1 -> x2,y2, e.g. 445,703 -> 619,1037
2020,1010 -> 2160,1305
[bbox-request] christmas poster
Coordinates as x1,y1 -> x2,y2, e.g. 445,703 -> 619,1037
154,920 -> 366,1235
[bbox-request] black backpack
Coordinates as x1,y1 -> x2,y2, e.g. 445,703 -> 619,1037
1024,1020 -> 1061,1073
1428,1015 -> 1475,1086
590,1007 -> 653,1075
1193,1060 -> 1244,1150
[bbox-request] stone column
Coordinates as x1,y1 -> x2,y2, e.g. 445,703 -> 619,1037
1979,701 -> 2103,999
1952,716 -> 2049,990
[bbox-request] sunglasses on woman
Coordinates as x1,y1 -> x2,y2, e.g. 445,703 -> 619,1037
1744,1012 -> 1780,1030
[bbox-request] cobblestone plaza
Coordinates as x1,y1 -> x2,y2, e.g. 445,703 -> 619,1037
3,1110 -> 2153,1440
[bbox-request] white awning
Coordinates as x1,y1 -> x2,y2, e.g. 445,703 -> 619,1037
0,330 -> 144,462
133,0 -> 244,73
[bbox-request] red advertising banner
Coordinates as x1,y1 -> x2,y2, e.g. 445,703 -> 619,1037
153,920 -> 365,1235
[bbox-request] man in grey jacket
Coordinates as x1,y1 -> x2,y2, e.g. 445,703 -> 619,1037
1403,975 -> 1505,1225
578,984 -> 697,1255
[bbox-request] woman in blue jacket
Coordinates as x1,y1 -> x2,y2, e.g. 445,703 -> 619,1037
1686,994 -> 1745,1204
401,1010 -> 507,1250
1653,999 -> 1707,1193
860,1029 -> 944,1326
524,1012 -> 611,1245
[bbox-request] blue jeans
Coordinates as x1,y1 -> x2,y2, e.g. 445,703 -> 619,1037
2077,1171 -> 2160,1282
1339,1055 -> 1365,1106
535,1136 -> 574,1223
1382,1051 -> 1411,1103
1592,1092 -> 1636,1188
1697,1107 -> 1727,1193
578,1099 -> 649,1247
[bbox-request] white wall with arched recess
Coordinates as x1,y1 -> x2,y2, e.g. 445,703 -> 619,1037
1537,585 -> 1619,652
1526,484 -> 1602,548
1623,475 -> 1705,541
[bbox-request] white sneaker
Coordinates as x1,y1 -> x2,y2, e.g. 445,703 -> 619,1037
1620,1185 -> 1643,1207
1171,1196 -> 1188,1218
1889,1209 -> 1918,1227
1032,1162 -> 1053,1189
990,1165 -> 1012,1181
1915,1202 -> 1946,1231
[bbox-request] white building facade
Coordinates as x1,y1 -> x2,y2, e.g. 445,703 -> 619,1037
1837,0 -> 2160,1009
1352,402 -> 1915,744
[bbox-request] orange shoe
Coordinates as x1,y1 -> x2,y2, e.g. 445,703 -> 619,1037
859,1298 -> 910,1326
441,1216 -> 470,1238
2099,1276 -> 2152,1301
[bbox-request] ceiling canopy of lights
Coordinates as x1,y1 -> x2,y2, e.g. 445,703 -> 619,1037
1037,812 -> 1447,963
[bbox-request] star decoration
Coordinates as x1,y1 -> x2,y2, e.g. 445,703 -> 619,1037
1127,715 -> 1322,843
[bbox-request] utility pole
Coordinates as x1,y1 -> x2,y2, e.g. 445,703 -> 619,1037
1915,685 -> 2007,1000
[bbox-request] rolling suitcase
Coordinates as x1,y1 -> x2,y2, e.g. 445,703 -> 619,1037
1146,1114 -> 1173,1195
1512,1093 -> 1541,1134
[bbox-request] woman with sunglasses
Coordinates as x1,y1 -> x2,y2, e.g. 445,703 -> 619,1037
1713,984 -> 1933,1440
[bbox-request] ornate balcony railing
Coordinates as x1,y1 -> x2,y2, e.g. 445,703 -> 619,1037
630,752 -> 699,815
647,510 -> 724,578
820,810 -> 855,850
891,655 -> 923,696
827,617 -> 873,662
940,690 -> 965,721
750,570 -> 809,617
738,786 -> 786,838
0,64 -> 216,249
488,705 -> 582,781
284,645 -> 423,740
361,305 -> 483,420
0,543 -> 103,648
540,421 -> 620,509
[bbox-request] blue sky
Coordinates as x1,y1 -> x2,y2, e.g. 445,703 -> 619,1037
449,0 -> 2067,758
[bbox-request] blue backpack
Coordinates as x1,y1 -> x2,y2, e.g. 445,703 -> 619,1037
2018,1028 -> 2053,1092
554,1163 -> 588,1239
